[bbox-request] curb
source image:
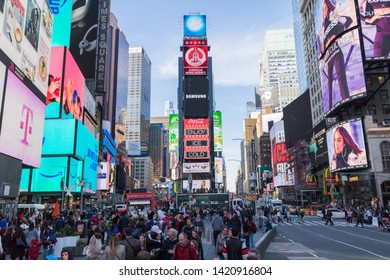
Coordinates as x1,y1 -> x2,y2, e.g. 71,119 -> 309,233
255,228 -> 276,258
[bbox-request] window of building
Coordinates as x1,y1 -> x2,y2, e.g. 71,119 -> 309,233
354,106 -> 362,115
378,76 -> 386,85
368,105 -> 377,115
380,141 -> 390,172
383,104 -> 390,114
366,76 -> 372,86
380,90 -> 388,100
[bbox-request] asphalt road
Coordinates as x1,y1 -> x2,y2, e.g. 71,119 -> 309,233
262,215 -> 390,260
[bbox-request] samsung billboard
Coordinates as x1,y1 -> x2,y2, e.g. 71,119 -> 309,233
183,76 -> 209,118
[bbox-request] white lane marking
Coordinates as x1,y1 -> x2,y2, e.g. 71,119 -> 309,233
288,224 -> 390,259
288,239 -> 296,244
309,252 -> 319,258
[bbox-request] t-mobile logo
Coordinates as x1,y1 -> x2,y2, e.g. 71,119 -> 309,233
20,104 -> 33,145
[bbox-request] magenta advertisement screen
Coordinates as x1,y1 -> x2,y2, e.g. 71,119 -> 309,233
326,118 -> 368,172
320,29 -> 366,116
358,0 -> 390,60
0,70 -> 45,167
314,0 -> 358,59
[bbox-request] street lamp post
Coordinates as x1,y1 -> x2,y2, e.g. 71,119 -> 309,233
373,156 -> 384,208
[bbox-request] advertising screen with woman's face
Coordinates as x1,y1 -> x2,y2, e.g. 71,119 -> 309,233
326,118 -> 368,172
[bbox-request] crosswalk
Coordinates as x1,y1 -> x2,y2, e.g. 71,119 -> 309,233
273,220 -> 375,228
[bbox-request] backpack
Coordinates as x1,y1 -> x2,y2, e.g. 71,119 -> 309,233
251,222 -> 257,234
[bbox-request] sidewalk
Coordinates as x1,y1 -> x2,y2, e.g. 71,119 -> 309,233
202,218 -> 266,260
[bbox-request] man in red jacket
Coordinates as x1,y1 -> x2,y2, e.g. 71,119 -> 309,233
173,233 -> 197,260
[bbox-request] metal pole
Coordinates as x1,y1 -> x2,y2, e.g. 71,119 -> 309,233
80,157 -> 85,212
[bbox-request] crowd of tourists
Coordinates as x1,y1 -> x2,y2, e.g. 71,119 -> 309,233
0,203 -> 261,260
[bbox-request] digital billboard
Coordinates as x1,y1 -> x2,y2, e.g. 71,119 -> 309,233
308,120 -> 329,166
0,0 -> 53,95
183,39 -> 208,75
255,86 -> 279,109
183,118 -> 210,160
314,0 -> 358,59
69,0 -> 99,79
41,119 -> 76,155
259,166 -> 273,188
283,90 -> 312,148
183,76 -> 209,118
46,46 -> 85,120
326,118 -> 368,172
183,179 -> 210,193
0,153 -> 22,197
269,120 -> 294,187
183,15 -> 206,37
183,162 -> 210,173
320,29 -> 366,116
97,162 -> 109,191
358,0 -> 390,60
128,141 -> 141,156
62,47 -> 85,120
213,111 -> 223,152
0,70 -> 45,167
169,114 -> 179,180
215,157 -> 223,184
50,0 -> 72,47
75,121 -> 98,191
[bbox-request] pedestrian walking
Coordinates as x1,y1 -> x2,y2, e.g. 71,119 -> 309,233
215,226 -> 229,260
211,212 -> 223,246
325,209 -> 334,226
172,233 -> 197,260
355,210 -> 364,228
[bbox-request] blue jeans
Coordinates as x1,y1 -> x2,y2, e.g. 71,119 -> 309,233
249,233 -> 255,248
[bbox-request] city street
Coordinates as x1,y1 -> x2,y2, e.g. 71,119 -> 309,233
263,216 -> 390,260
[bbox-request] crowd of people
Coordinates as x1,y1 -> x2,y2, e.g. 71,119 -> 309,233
0,203 -> 262,261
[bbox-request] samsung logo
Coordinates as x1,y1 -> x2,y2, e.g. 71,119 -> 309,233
49,0 -> 67,15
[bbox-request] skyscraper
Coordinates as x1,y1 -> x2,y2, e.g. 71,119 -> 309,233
258,29 -> 299,112
164,100 -> 175,116
300,0 -> 323,126
126,46 -> 152,156
292,0 -> 309,95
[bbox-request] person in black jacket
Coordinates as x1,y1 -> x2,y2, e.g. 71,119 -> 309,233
325,209 -> 334,226
222,227 -> 248,260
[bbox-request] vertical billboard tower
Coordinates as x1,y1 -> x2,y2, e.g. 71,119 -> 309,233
181,14 -> 215,193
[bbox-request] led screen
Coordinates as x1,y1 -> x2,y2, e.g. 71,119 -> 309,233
215,157 -> 223,184
314,0 -> 358,59
320,29 -> 366,116
0,0 -> 53,95
0,70 -> 45,167
62,47 -> 85,120
30,156 -> 68,192
50,0 -> 72,48
183,15 -> 206,37
358,0 -> 390,60
69,0 -> 99,79
183,76 -> 209,118
213,111 -> 223,152
183,39 -> 208,75
41,119 -> 76,155
269,120 -> 295,187
75,120 -> 98,191
182,179 -> 210,193
308,120 -> 328,166
326,118 -> 368,172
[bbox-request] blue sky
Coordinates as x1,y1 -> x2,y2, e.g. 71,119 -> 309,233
111,0 -> 295,192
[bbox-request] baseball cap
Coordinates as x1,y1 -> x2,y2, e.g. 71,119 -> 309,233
151,225 -> 162,234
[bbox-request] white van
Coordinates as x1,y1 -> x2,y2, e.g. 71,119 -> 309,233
232,198 -> 244,210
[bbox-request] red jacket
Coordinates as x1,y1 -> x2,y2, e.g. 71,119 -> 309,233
173,242 -> 198,260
